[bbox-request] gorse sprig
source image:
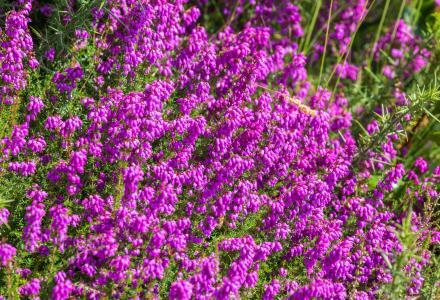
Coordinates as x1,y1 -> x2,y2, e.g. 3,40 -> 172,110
354,77 -> 440,165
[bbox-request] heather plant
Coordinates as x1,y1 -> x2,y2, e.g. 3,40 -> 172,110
0,0 -> 439,299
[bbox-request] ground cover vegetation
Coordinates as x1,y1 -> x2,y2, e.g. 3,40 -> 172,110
0,0 -> 440,299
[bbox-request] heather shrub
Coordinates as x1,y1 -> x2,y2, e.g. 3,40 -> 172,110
0,0 -> 439,299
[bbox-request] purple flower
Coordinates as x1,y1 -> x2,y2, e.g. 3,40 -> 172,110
52,272 -> 74,300
0,243 -> 16,266
19,278 -> 41,297
0,208 -> 9,226
45,48 -> 56,61
169,280 -> 193,300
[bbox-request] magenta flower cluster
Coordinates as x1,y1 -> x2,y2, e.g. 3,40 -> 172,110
0,1 -> 38,105
0,0 -> 438,299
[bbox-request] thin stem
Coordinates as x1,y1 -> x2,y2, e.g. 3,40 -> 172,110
326,0 -> 373,104
391,0 -> 407,41
318,0 -> 334,87
300,0 -> 323,54
304,5 -> 347,54
367,0 -> 391,69
411,0 -> 423,28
